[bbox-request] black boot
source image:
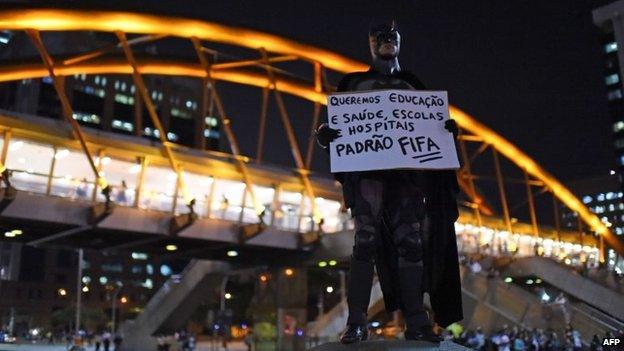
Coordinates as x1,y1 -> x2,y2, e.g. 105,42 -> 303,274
340,324 -> 369,344
405,325 -> 443,344
346,258 -> 375,326
398,262 -> 440,343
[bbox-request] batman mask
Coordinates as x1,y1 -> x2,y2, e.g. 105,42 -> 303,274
369,20 -> 401,61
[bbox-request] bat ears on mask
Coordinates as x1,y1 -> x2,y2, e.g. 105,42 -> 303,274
368,18 -> 399,35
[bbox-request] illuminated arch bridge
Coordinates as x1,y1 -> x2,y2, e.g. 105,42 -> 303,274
0,8 -> 619,263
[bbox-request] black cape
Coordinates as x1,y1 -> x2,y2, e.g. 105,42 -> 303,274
334,68 -> 463,327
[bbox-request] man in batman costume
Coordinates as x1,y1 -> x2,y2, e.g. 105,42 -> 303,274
316,20 -> 463,344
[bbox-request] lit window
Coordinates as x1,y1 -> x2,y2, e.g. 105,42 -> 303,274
607,192 -> 615,200
608,89 -> 623,101
143,127 -> 161,138
0,30 -> 10,45
167,132 -> 178,141
205,117 -> 218,127
101,77 -> 107,86
114,81 -> 120,90
146,264 -> 154,275
131,252 -> 148,260
130,85 -> 135,94
171,108 -> 191,119
616,227 -> 623,235
613,121 -> 624,133
605,73 -> 620,86
609,204 -> 615,212
204,129 -> 220,139
186,100 -> 193,108
114,94 -> 134,105
598,193 -> 606,201
95,76 -> 100,85
582,196 -> 592,204
72,112 -> 101,124
142,278 -> 153,289
620,155 -> 624,166
605,42 -> 618,54
111,119 -> 134,132
42,76 -> 53,84
160,265 -> 172,276
121,82 -> 127,91
99,276 -> 108,285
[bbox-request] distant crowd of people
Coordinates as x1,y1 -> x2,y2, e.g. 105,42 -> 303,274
156,330 -> 196,351
445,323 -> 623,351
45,330 -> 123,351
89,331 -> 123,351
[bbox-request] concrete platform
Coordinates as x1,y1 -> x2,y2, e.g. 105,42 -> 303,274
309,340 -> 470,351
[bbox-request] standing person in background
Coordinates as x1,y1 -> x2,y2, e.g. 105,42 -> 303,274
590,335 -> 603,351
115,180 -> 128,205
94,333 -> 101,351
571,329 -> 582,351
102,331 -> 111,351
554,293 -> 570,325
244,331 -> 253,351
113,333 -> 123,351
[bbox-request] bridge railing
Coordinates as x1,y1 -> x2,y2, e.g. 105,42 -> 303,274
456,222 -> 601,268
0,132 -> 346,234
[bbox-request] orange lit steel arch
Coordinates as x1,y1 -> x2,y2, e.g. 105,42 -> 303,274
0,9 -> 618,253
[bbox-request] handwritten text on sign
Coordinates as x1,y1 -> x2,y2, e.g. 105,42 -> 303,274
328,90 -> 460,173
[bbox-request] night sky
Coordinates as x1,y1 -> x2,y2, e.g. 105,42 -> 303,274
8,0 -> 618,183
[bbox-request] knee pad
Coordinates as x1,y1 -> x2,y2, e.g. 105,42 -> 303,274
397,228 -> 424,263
353,229 -> 376,262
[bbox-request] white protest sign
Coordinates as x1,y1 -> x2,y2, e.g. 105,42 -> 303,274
327,89 -> 460,173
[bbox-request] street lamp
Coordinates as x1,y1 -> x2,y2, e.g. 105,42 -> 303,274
110,282 -> 123,333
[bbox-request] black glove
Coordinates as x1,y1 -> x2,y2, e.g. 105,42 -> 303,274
316,123 -> 342,148
445,119 -> 458,139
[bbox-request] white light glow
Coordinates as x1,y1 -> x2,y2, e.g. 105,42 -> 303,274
54,148 -> 69,160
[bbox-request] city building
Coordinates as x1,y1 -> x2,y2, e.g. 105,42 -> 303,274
561,174 -> 624,271
562,175 -> 624,235
0,31 -> 221,150
0,245 -> 176,334
594,1 -> 624,189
